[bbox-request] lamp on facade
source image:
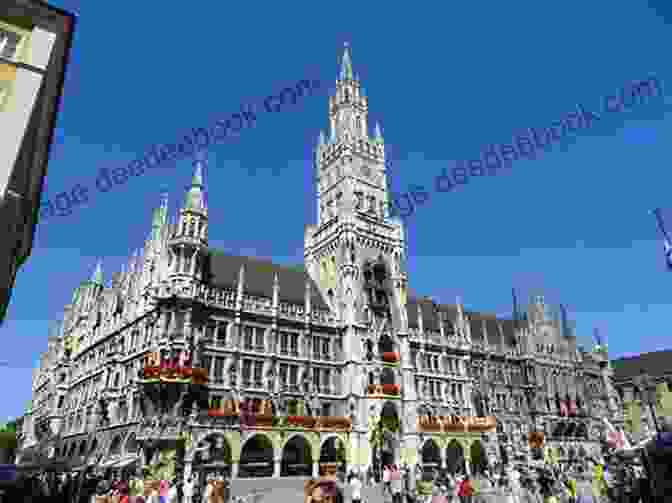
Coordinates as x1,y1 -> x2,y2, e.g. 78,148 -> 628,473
632,370 -> 660,432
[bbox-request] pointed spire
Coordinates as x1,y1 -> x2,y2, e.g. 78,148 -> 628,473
374,122 -> 383,141
237,264 -> 245,297
512,288 -> 519,329
417,302 -> 424,334
330,126 -> 336,143
272,272 -> 280,308
340,42 -> 353,80
91,260 -> 103,285
560,303 -> 569,338
318,130 -> 326,147
184,156 -> 206,211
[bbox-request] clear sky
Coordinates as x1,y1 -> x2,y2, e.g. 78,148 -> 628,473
2,0 -> 672,422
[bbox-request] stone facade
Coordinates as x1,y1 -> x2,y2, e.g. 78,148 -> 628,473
18,45 -> 611,478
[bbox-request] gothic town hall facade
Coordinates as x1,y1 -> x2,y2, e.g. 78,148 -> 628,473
18,47 -> 618,479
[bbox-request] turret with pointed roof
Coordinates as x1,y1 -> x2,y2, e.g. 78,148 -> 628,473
167,156 -> 209,286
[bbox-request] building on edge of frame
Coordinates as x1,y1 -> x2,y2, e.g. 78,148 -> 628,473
16,44 -> 618,481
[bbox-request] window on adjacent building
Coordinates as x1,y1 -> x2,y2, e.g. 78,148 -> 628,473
290,334 -> 298,356
290,365 -> 298,386
254,361 -> 263,386
0,28 -> 22,61
280,332 -> 289,354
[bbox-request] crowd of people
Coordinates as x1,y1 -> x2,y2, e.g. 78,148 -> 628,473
1,417 -> 669,503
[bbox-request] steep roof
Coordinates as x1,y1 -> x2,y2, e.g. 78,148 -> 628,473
203,250 -> 329,310
611,350 -> 672,381
405,296 -> 518,348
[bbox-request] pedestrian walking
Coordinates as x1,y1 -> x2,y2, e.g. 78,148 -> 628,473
350,471 -> 363,503
457,475 -> 473,503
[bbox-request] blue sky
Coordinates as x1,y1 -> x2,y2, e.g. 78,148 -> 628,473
2,0 -> 672,421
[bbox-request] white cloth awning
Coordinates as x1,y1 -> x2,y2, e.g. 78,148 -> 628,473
112,456 -> 139,468
100,457 -> 121,468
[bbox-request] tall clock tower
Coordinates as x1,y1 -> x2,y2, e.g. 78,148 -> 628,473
304,44 -> 410,467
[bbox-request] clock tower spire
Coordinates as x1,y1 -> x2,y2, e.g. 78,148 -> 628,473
305,44 -> 408,331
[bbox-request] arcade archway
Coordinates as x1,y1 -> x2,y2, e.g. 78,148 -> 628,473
421,439 -> 441,469
192,434 -> 232,483
378,402 -> 400,466
469,440 -> 487,475
445,440 -> 465,474
282,435 -> 312,476
239,434 -> 273,478
320,436 -> 346,470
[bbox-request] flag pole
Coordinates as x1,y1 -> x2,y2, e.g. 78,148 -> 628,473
651,208 -> 672,243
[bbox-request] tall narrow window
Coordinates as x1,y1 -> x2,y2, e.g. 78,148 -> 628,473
313,367 -> 321,390
242,360 -> 252,386
0,28 -> 22,61
214,358 -> 224,384
205,323 -> 215,342
279,364 -> 288,387
244,326 -> 253,350
216,323 -> 227,346
254,361 -> 263,387
255,327 -> 264,350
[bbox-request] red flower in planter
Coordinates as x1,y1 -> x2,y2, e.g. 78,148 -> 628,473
382,352 -> 400,363
143,367 -> 160,378
382,384 -> 400,395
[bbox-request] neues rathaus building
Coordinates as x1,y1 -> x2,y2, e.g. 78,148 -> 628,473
17,46 -> 621,484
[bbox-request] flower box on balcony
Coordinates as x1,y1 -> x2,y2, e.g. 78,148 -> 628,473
319,416 -> 352,429
254,414 -> 274,427
207,409 -> 226,417
367,384 -> 381,395
382,352 -> 400,363
287,416 -> 304,426
382,384 -> 400,395
417,416 -> 441,432
143,367 -> 161,379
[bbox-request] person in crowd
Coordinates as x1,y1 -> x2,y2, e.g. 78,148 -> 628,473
614,416 -> 672,503
509,466 -> 522,503
391,465 -> 403,503
349,471 -> 363,503
457,475 -> 473,503
182,475 -> 194,503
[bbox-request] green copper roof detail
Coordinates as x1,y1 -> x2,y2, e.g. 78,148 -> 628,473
91,260 -> 103,284
185,159 -> 205,211
340,43 -> 353,80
